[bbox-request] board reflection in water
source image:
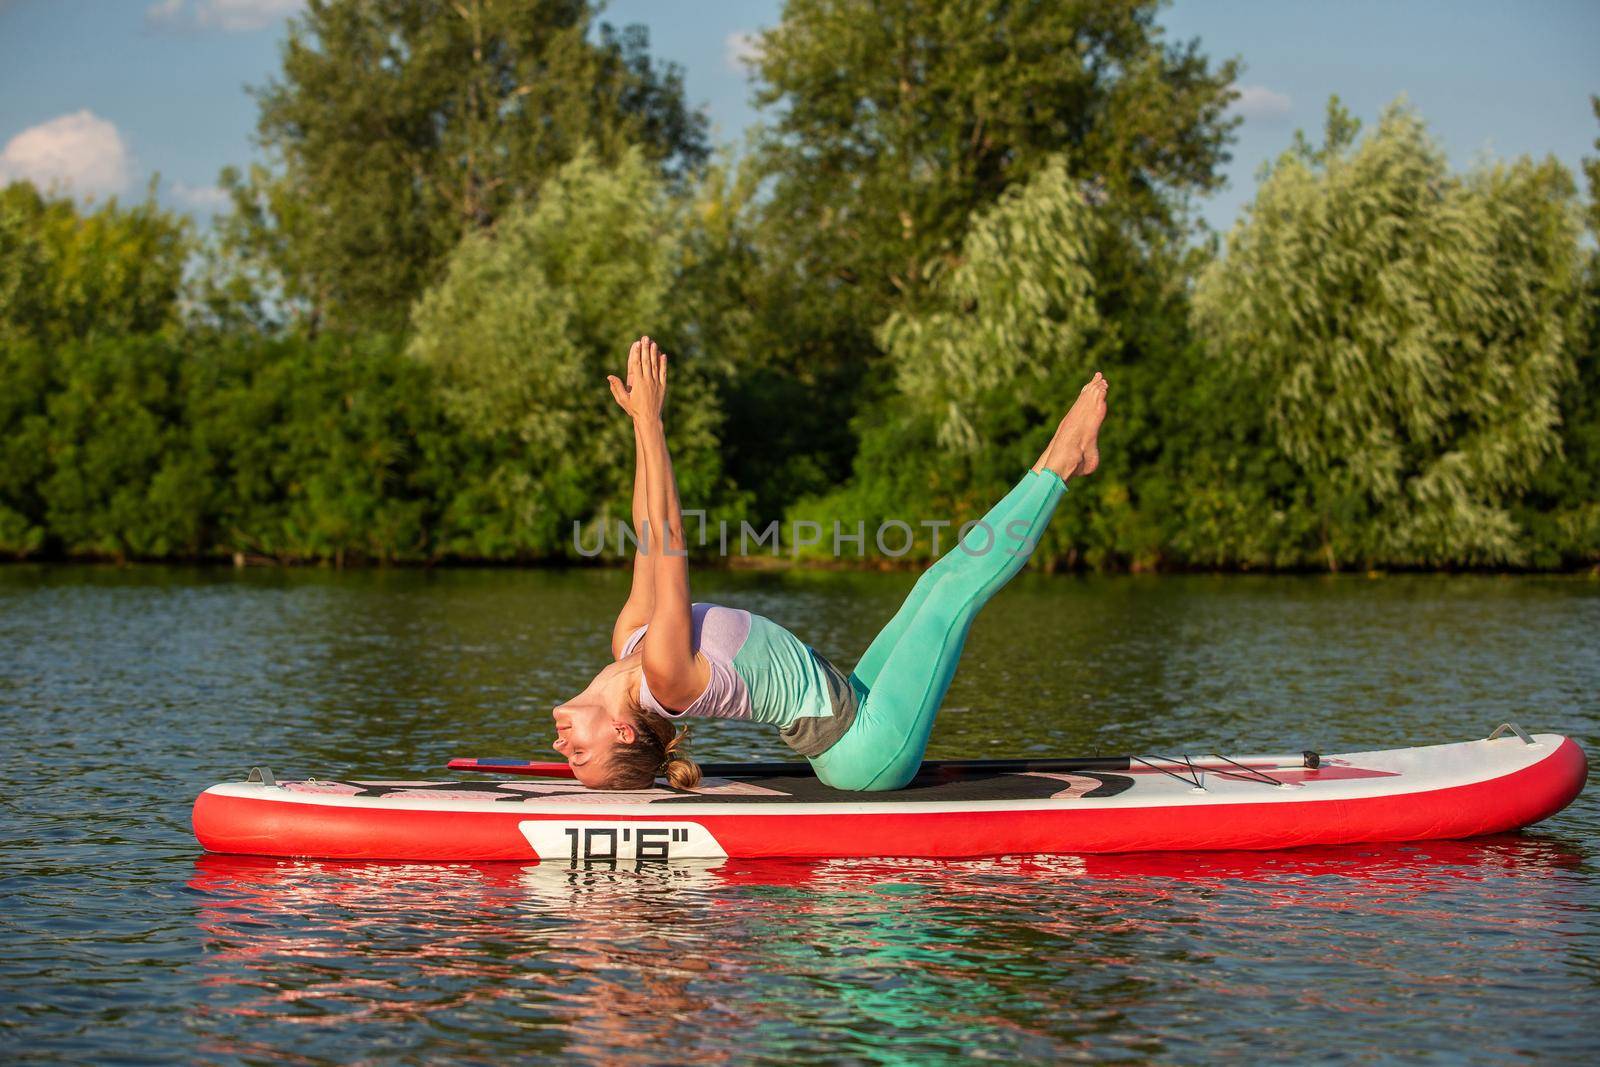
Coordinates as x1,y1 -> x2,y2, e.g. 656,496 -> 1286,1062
187,835 -> 1591,1062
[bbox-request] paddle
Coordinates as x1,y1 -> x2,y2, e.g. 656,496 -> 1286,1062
447,750 -> 1320,781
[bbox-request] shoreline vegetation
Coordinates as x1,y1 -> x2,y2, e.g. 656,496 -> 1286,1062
3,1 -> 1598,575
5,552 -> 1597,578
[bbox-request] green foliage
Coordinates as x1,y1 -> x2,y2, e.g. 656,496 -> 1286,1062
0,329 -> 453,563
879,157 -> 1104,457
733,0 -> 1240,512
3,13 -> 1597,573
0,338 -> 51,554
812,157 -> 1107,561
189,166 -> 309,334
0,181 -> 189,344
829,153 -> 1283,572
223,0 -> 707,333
0,186 -> 192,558
674,149 -> 859,517
190,333 -> 450,563
37,335 -> 209,559
1193,99 -> 1584,568
409,148 -> 729,557
1517,95 -> 1600,567
753,0 -> 1238,312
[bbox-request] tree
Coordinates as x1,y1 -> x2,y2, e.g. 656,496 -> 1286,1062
36,335 -> 209,561
786,156 -> 1114,562
0,183 -> 190,556
225,0 -> 708,333
0,338 -> 50,555
878,156 -> 1103,457
0,181 -> 189,345
188,333 -> 448,564
1193,99 -> 1584,569
408,147 -> 727,558
1518,95 -> 1600,566
737,0 -> 1239,498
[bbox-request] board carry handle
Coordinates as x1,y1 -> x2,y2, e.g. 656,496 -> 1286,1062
1487,722 -> 1537,745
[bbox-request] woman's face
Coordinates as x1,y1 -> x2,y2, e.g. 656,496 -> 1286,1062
552,661 -> 637,788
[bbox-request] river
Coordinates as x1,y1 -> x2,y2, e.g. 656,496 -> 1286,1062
2,566 -> 1596,1062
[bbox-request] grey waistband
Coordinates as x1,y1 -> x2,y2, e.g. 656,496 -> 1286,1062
779,651 -> 861,759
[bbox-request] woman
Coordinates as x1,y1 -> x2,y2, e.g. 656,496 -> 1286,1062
553,335 -> 1108,792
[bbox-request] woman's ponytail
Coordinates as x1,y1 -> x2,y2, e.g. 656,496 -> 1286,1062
601,706 -> 702,791
661,726 -> 702,790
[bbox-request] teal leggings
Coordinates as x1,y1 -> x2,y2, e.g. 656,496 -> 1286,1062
809,468 -> 1066,790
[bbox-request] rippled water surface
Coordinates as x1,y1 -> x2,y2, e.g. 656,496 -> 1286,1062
2,566 -> 1596,1063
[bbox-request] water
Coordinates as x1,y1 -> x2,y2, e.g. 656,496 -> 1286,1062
1,565 -> 1596,1063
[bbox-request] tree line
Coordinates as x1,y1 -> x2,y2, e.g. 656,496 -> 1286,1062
2,0 -> 1596,570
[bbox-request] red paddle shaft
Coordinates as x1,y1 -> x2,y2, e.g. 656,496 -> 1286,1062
450,759 -> 576,777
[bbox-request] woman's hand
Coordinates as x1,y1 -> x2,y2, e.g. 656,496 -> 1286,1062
606,338 -> 642,418
608,335 -> 667,423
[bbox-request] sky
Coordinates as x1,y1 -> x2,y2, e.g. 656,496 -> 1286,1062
1,0 -> 1597,234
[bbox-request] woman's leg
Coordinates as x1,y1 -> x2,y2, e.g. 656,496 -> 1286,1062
813,468 -> 1065,789
815,373 -> 1109,791
849,471 -> 1051,691
851,372 -> 1109,690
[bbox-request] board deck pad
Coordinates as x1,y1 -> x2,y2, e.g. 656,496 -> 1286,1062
290,770 -> 1139,804
288,762 -> 1401,805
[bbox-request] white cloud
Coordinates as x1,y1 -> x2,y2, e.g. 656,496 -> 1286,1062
0,111 -> 132,198
145,0 -> 184,23
725,30 -> 763,72
1232,85 -> 1293,122
147,0 -> 301,32
171,180 -> 231,213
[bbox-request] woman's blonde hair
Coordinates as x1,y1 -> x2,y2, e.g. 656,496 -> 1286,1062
603,706 -> 702,791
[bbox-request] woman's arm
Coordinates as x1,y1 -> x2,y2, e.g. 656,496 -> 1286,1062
610,342 -> 656,658
629,338 -> 708,709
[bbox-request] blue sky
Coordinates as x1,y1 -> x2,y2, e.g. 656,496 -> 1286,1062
1,0 -> 1596,233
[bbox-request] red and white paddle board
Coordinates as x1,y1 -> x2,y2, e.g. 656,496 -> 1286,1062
191,728 -> 1586,863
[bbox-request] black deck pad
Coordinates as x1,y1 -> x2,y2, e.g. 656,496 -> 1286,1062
654,770 -> 1133,804
331,771 -> 1133,803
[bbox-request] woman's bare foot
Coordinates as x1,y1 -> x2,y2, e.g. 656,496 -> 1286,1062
1035,373 -> 1108,481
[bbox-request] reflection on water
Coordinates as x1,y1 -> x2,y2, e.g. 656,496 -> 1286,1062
185,837 -> 1595,1063
2,566 -> 1597,1061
